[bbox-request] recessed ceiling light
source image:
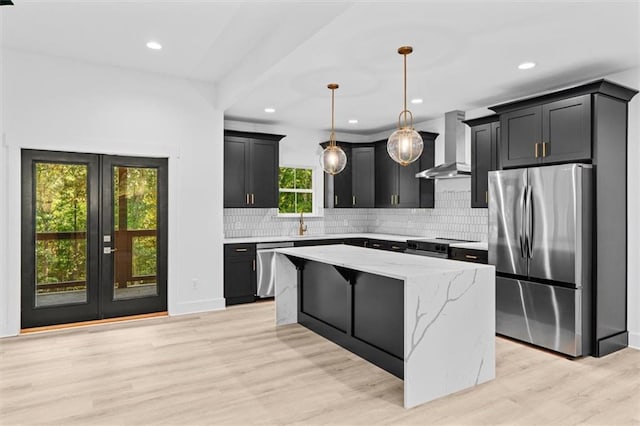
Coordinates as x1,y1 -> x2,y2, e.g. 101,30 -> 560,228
264,107 -> 276,113
411,98 -> 423,104
146,41 -> 162,50
518,62 -> 536,70
348,119 -> 358,124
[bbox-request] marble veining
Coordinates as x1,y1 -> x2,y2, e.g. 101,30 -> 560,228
406,270 -> 478,362
273,245 -> 495,409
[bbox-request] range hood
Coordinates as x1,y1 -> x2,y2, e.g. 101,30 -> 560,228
416,110 -> 470,179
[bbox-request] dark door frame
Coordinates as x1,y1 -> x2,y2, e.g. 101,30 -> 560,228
21,149 -> 168,328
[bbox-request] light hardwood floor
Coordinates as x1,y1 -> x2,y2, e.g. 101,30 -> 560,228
1,301 -> 639,425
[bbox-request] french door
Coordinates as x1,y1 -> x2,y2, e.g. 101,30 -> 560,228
21,150 -> 168,328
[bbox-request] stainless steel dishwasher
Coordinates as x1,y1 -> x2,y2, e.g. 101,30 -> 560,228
256,241 -> 294,298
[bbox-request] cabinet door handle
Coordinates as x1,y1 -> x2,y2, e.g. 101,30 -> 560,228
335,195 -> 338,206
252,259 -> 256,271
246,193 -> 250,204
465,254 -> 478,260
372,243 -> 381,248
534,142 -> 539,158
235,248 -> 248,252
542,142 -> 547,157
391,245 -> 401,250
352,195 -> 356,205
251,193 -> 255,204
390,195 -> 394,205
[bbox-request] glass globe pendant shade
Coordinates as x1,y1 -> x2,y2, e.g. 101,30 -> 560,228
387,127 -> 423,166
320,145 -> 347,175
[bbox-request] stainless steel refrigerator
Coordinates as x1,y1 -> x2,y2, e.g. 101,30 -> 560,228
488,163 -> 592,357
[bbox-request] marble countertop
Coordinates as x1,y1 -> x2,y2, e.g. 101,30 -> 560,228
275,244 -> 492,281
449,241 -> 488,251
223,233 -> 425,244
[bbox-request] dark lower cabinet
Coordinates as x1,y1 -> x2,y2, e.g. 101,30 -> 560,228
367,239 -> 407,252
464,115 -> 500,208
449,247 -> 488,264
224,243 -> 256,305
293,239 -> 343,247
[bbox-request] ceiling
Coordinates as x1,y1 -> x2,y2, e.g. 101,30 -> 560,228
3,1 -> 639,135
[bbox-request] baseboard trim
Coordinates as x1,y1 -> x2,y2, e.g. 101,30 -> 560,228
628,331 -> 640,350
169,298 -> 226,316
21,311 -> 168,334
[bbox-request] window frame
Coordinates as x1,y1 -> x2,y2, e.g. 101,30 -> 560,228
277,164 -> 322,217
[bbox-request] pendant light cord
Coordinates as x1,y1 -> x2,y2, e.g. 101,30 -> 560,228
403,52 -> 407,115
331,87 -> 335,146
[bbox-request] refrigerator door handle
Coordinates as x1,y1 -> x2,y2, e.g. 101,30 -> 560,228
526,185 -> 534,258
519,185 -> 527,258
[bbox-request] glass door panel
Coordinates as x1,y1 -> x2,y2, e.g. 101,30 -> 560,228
112,166 -> 158,300
21,151 -> 100,328
35,163 -> 88,307
22,151 -> 167,328
101,156 -> 167,318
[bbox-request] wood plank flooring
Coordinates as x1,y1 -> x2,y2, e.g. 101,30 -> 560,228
1,300 -> 639,425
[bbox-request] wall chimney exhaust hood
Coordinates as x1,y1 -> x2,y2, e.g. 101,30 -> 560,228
416,110 -> 470,179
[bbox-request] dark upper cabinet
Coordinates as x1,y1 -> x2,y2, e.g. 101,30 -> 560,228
465,116 -> 500,208
326,145 -> 352,208
224,136 -> 250,207
224,244 -> 256,306
418,132 -> 438,208
542,95 -> 591,163
374,141 -> 397,208
498,95 -> 590,168
351,147 -> 375,208
224,130 -> 284,208
375,131 -> 438,208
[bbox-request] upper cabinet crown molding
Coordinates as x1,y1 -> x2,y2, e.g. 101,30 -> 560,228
489,79 -> 638,114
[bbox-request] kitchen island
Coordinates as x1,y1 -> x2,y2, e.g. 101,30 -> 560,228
274,244 -> 495,408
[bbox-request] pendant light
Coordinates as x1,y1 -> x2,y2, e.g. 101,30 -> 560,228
387,46 -> 423,166
320,83 -> 347,175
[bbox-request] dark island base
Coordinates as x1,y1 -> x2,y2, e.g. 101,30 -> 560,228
289,257 -> 405,379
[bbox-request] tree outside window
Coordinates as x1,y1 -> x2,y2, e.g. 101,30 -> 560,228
279,167 -> 313,214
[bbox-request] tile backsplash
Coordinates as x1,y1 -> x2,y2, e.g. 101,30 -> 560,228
224,189 -> 488,242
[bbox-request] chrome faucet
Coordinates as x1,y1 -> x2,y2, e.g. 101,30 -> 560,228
298,212 -> 307,236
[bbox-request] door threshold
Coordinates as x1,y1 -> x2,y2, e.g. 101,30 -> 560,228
21,311 -> 168,334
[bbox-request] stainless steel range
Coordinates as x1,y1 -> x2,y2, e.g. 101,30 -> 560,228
405,238 -> 474,258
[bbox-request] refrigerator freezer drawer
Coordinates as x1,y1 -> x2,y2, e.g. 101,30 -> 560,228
496,276 -> 589,356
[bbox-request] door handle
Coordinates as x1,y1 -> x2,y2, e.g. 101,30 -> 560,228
519,185 -> 527,258
235,248 -> 248,252
526,185 -> 533,257
251,193 -> 255,205
352,195 -> 356,206
390,195 -> 394,205
252,259 -> 256,271
246,193 -> 250,205
534,142 -> 539,158
335,195 -> 338,206
542,142 -> 547,158
465,254 -> 478,260
103,247 -> 117,254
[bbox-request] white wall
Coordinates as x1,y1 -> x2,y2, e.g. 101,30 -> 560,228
0,49 -> 225,337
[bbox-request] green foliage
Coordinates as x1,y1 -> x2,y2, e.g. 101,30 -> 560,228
279,167 -> 313,214
34,163 -> 158,288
